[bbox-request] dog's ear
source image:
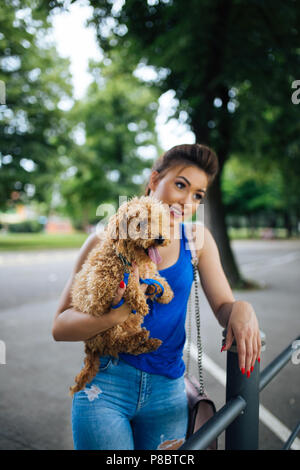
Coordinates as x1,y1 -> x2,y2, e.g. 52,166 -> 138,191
106,205 -> 138,241
126,203 -> 147,221
115,239 -> 126,257
118,202 -> 148,240
106,213 -> 119,241
119,216 -> 128,240
107,197 -> 151,242
127,204 -> 149,240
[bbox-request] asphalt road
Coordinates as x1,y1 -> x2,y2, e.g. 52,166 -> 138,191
0,239 -> 299,450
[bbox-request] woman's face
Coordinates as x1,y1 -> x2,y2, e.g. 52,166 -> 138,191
148,164 -> 208,227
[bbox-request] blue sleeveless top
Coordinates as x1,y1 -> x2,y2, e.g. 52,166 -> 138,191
119,222 -> 194,379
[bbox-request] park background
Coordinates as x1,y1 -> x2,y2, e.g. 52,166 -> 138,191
0,0 -> 299,451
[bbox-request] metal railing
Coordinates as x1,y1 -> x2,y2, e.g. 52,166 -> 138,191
180,332 -> 300,450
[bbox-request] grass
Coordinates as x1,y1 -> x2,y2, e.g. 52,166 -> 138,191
0,228 -> 298,252
0,232 -> 88,251
228,227 -> 291,239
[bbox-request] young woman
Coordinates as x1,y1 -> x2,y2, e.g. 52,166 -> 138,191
52,143 -> 261,450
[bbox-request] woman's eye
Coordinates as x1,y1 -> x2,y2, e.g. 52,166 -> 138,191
175,182 -> 203,201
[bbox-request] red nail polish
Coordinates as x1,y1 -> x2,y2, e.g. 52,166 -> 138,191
247,370 -> 250,378
221,345 -> 226,352
119,281 -> 125,288
251,366 -> 254,372
258,357 -> 261,363
241,368 -> 245,374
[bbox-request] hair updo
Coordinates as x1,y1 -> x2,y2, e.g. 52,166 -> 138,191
144,143 -> 219,196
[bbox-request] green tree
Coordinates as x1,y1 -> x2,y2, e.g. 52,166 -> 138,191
57,52 -> 160,229
0,0 -> 74,212
222,156 -> 285,233
81,0 -> 300,287
231,78 -> 300,237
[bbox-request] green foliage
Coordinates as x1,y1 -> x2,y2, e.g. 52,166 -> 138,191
57,51 -> 160,227
8,219 -> 43,233
85,0 -> 300,217
222,157 -> 284,216
2,0 -> 300,235
0,0 -> 74,211
86,1 -> 299,149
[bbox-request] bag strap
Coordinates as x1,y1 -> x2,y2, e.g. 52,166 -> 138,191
185,222 -> 205,395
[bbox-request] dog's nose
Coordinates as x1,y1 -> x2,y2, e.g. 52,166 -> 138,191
155,235 -> 165,245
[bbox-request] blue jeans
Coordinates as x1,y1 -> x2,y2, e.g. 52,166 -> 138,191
71,356 -> 189,450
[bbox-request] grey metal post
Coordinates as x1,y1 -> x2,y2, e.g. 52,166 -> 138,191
223,330 -> 265,450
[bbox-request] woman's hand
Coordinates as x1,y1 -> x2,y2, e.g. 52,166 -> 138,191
222,301 -> 261,377
110,262 -> 150,325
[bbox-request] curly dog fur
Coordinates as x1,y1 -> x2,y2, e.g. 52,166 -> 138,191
69,195 -> 174,395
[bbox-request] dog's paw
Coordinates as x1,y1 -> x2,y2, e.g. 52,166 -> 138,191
130,337 -> 162,355
147,337 -> 162,350
155,289 -> 174,303
133,328 -> 150,342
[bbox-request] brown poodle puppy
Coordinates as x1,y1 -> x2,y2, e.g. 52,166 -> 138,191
69,195 -> 174,395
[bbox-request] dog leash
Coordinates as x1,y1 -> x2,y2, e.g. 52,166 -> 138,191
111,254 -> 164,311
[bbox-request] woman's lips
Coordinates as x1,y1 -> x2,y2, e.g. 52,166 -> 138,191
169,205 -> 183,218
170,210 -> 181,219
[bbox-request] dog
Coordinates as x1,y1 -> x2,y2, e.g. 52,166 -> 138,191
69,195 -> 174,395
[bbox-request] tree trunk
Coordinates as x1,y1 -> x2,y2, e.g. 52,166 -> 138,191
283,211 -> 293,238
204,172 -> 243,288
194,97 -> 248,287
190,1 -> 249,289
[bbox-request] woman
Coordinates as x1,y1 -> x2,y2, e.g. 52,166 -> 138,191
52,143 -> 261,450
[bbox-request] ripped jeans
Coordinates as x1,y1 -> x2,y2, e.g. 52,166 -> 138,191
71,356 -> 189,450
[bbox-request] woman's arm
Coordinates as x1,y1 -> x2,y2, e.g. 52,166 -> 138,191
196,225 -> 261,376
52,233 -> 130,341
52,275 -> 129,342
52,233 -> 148,342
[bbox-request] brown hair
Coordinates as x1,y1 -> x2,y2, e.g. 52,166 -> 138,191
144,143 -> 219,196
